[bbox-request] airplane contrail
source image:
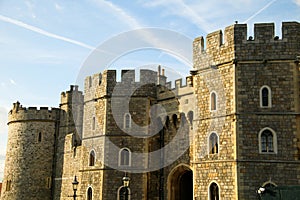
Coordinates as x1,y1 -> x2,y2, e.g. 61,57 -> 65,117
243,0 -> 278,23
0,14 -> 95,50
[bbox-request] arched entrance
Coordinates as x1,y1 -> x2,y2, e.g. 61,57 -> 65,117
168,164 -> 193,200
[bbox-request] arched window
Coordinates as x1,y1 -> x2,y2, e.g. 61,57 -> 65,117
210,92 -> 217,111
89,150 -> 95,166
209,182 -> 220,200
209,132 -> 219,154
118,186 -> 130,200
87,187 -> 93,200
37,132 -> 42,142
124,113 -> 131,128
260,86 -> 272,107
259,128 -> 277,153
119,148 -> 131,166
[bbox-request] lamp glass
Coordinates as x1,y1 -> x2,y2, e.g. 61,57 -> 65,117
122,176 -> 130,187
72,176 -> 79,190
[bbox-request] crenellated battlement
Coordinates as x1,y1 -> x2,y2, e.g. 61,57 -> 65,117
84,69 -> 161,88
164,76 -> 193,90
84,68 -> 194,102
84,69 -> 167,101
193,22 -> 300,69
8,101 -> 60,124
61,85 -> 84,106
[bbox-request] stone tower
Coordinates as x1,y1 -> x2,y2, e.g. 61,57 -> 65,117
52,85 -> 84,200
192,21 -> 300,199
1,102 -> 60,200
78,69 -> 163,200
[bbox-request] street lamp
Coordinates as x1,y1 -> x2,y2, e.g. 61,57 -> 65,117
121,174 -> 130,200
72,176 -> 79,200
256,187 -> 265,200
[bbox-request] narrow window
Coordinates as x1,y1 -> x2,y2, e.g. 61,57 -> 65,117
124,113 -> 131,128
180,113 -> 187,127
38,132 -> 42,142
118,186 -> 130,200
210,92 -> 217,111
165,116 -> 170,129
89,77 -> 92,88
209,182 -> 219,200
73,147 -> 77,158
46,177 -> 51,189
209,132 -> 219,154
92,116 -> 96,130
89,150 -> 95,166
119,148 -> 131,166
187,111 -> 194,125
262,88 -> 269,106
261,130 -> 274,152
172,114 -> 178,127
260,86 -> 272,107
87,187 -> 93,200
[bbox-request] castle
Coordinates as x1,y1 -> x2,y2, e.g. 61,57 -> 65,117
1,21 -> 300,200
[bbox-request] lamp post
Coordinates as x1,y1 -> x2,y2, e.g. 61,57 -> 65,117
72,176 -> 79,200
121,174 -> 130,200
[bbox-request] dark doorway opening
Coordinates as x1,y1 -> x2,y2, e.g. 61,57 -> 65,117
179,170 -> 193,200
168,165 -> 193,200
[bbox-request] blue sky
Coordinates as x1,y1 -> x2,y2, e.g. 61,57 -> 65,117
0,0 -> 299,181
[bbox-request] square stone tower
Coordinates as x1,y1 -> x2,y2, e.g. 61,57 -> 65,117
192,22 -> 300,199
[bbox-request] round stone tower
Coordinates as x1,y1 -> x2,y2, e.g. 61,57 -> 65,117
1,102 -> 60,200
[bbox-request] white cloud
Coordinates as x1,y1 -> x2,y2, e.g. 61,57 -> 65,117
139,0 -> 281,33
24,0 -> 37,19
92,0 -> 143,29
0,14 -> 95,50
294,0 -> 300,6
139,0 -> 218,32
55,3 -> 63,11
9,79 -> 16,85
0,79 -> 17,88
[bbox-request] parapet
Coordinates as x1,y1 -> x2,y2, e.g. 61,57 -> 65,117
162,75 -> 193,94
84,68 -> 167,101
8,101 -> 60,124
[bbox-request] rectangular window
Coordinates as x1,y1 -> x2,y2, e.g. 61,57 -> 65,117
46,177 -> 52,189
6,180 -> 11,191
268,136 -> 273,152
